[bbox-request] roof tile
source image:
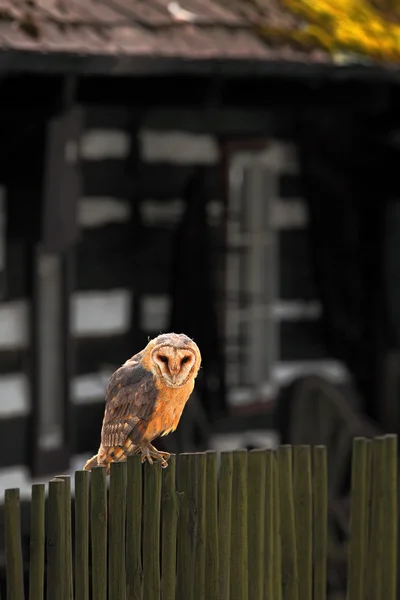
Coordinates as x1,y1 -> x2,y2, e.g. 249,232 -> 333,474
0,0 -> 333,65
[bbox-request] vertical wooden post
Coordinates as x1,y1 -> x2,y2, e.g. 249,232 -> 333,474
47,479 -> 67,600
74,470 -> 90,600
230,450 -> 248,600
218,452 -> 233,600
313,446 -> 328,600
205,451 -> 219,600
176,453 -> 197,600
108,462 -> 127,600
4,488 -> 25,600
142,462 -> 162,600
293,446 -> 312,600
193,453 -> 207,600
29,484 -> 46,600
91,467 -> 107,600
381,435 -> 398,600
277,445 -> 298,600
126,455 -> 143,600
264,450 -> 274,600
29,77 -> 82,476
346,438 -> 369,600
247,449 -> 266,600
161,455 -> 178,600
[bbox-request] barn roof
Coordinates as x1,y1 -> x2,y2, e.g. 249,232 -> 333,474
1,0 -> 400,76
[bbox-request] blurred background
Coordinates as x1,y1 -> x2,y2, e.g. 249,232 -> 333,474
0,0 -> 399,596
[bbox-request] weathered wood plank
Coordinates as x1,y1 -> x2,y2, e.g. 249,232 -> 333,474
126,455 -> 143,600
74,471 -> 90,600
108,462 -> 127,600
90,467 -> 107,600
142,461 -> 162,600
230,450 -> 248,600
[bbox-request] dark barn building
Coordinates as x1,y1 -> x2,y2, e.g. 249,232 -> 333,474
0,0 -> 399,512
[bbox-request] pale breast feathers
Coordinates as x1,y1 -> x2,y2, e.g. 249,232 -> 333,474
101,360 -> 158,448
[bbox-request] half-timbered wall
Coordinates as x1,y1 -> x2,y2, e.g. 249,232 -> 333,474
0,103 -> 347,489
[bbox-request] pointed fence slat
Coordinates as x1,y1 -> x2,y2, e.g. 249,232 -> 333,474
1,436 -> 399,600
126,455 -> 143,600
218,451 -> 233,600
74,470 -> 90,600
29,483 -> 45,600
90,466 -> 107,600
5,488 -> 25,600
142,461 -> 162,600
161,455 -> 178,600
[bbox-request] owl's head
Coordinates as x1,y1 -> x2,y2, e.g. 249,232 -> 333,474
149,333 -> 201,388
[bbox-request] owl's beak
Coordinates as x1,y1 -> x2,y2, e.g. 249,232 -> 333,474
171,374 -> 177,384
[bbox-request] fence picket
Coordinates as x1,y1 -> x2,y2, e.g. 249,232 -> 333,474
74,470 -> 90,600
313,445 -> 328,600
272,452 -> 282,600
108,462 -> 127,600
193,453 -> 207,600
5,488 -> 25,600
247,449 -> 266,600
346,437 -> 369,600
90,466 -> 107,600
176,453 -> 197,600
264,450 -> 274,600
47,479 -> 66,600
381,435 -> 398,600
293,446 -> 312,600
29,483 -> 45,600
205,451 -> 219,600
55,474 -> 73,600
126,455 -> 143,600
277,445 -> 298,600
230,449 -> 248,600
161,454 -> 178,600
218,451 -> 233,600
142,461 -> 162,600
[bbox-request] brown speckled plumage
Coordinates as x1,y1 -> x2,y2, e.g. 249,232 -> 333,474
83,333 -> 201,474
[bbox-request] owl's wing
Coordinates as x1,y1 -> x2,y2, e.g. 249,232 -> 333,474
101,360 -> 158,447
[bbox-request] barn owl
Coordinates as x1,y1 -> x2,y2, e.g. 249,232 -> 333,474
83,333 -> 201,473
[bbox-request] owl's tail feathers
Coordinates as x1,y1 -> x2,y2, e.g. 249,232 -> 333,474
83,454 -> 99,472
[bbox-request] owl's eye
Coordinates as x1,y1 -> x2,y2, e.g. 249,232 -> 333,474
158,355 -> 168,364
181,356 -> 190,364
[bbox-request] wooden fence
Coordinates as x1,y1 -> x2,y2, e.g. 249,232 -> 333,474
2,434 -> 398,600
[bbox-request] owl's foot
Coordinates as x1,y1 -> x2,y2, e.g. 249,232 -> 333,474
135,442 -> 170,468
83,454 -> 99,472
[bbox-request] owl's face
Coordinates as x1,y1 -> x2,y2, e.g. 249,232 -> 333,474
150,333 -> 201,388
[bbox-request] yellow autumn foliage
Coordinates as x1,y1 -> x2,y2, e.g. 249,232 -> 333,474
282,0 -> 400,63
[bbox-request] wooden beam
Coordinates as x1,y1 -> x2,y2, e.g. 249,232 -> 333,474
29,79 -> 82,476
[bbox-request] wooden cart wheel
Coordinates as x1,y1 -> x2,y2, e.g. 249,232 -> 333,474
277,375 -> 381,596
